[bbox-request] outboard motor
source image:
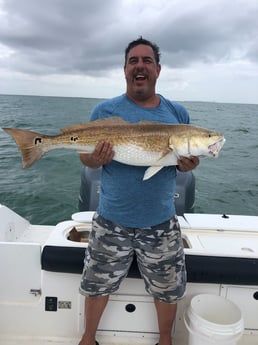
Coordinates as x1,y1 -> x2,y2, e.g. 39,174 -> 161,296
174,169 -> 195,215
79,167 -> 195,216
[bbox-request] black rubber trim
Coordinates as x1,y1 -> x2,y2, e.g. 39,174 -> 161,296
41,245 -> 258,285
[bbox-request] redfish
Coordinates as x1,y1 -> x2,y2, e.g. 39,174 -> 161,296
3,117 -> 225,180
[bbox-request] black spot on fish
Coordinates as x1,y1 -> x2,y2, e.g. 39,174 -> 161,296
71,136 -> 78,142
35,137 -> 42,145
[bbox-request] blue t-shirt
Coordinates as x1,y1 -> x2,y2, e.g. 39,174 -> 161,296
90,94 -> 189,227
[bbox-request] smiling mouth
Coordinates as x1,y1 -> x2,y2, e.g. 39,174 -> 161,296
134,73 -> 147,81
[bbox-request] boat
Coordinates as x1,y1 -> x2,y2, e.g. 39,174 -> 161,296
0,168 -> 258,345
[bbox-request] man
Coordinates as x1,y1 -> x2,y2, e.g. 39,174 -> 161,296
79,37 -> 199,345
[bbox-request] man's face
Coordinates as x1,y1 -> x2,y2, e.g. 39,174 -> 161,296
124,44 -> 161,100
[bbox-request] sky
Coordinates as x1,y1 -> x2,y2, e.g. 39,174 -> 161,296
0,0 -> 257,104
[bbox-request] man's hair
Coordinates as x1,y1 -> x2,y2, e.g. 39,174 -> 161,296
124,37 -> 161,65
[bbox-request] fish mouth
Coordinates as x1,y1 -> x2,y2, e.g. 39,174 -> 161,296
208,137 -> 226,157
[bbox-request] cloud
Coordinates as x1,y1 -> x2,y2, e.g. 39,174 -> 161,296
0,0 -> 257,103
0,0 -> 138,75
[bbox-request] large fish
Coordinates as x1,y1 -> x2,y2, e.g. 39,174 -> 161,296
3,117 -> 225,180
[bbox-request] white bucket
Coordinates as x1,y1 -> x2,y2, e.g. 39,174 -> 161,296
184,294 -> 244,345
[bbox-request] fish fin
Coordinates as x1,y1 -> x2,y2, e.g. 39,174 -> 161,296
143,166 -> 163,180
168,138 -> 180,159
171,147 -> 180,159
3,128 -> 47,168
156,148 -> 179,166
158,148 -> 172,160
61,117 -> 129,134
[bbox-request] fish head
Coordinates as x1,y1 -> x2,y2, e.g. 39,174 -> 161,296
188,126 -> 226,157
169,125 -> 225,158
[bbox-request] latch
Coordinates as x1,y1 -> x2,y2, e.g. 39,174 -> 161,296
30,289 -> 41,296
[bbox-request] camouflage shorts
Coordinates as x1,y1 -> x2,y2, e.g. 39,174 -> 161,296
80,213 -> 186,303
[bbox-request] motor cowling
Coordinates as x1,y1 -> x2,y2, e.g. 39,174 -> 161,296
78,167 -> 195,216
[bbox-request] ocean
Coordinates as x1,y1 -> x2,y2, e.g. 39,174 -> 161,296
0,94 -> 257,225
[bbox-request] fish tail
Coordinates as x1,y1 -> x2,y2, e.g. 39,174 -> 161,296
3,127 -> 48,168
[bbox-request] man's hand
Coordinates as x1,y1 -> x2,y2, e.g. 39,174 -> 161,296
177,156 -> 199,172
80,141 -> 115,168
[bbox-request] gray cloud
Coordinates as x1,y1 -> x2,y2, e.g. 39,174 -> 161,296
0,0 -> 124,74
0,0 -> 257,103
158,2 -> 258,66
1,0 -> 257,75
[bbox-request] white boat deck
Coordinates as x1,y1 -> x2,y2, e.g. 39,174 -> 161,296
5,207 -> 258,256
10,212 -> 258,260
1,205 -> 258,345
1,332 -> 257,345
17,224 -> 54,243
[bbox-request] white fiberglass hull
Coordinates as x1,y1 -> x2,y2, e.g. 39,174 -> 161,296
0,204 -> 258,345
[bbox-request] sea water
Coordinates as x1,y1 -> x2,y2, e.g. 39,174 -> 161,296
0,94 -> 257,225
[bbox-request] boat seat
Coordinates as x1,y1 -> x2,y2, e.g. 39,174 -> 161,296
41,245 -> 258,285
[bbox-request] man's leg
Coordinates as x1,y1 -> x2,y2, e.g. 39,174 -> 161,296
79,214 -> 134,345
135,217 -> 185,345
154,299 -> 177,345
79,295 -> 109,345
